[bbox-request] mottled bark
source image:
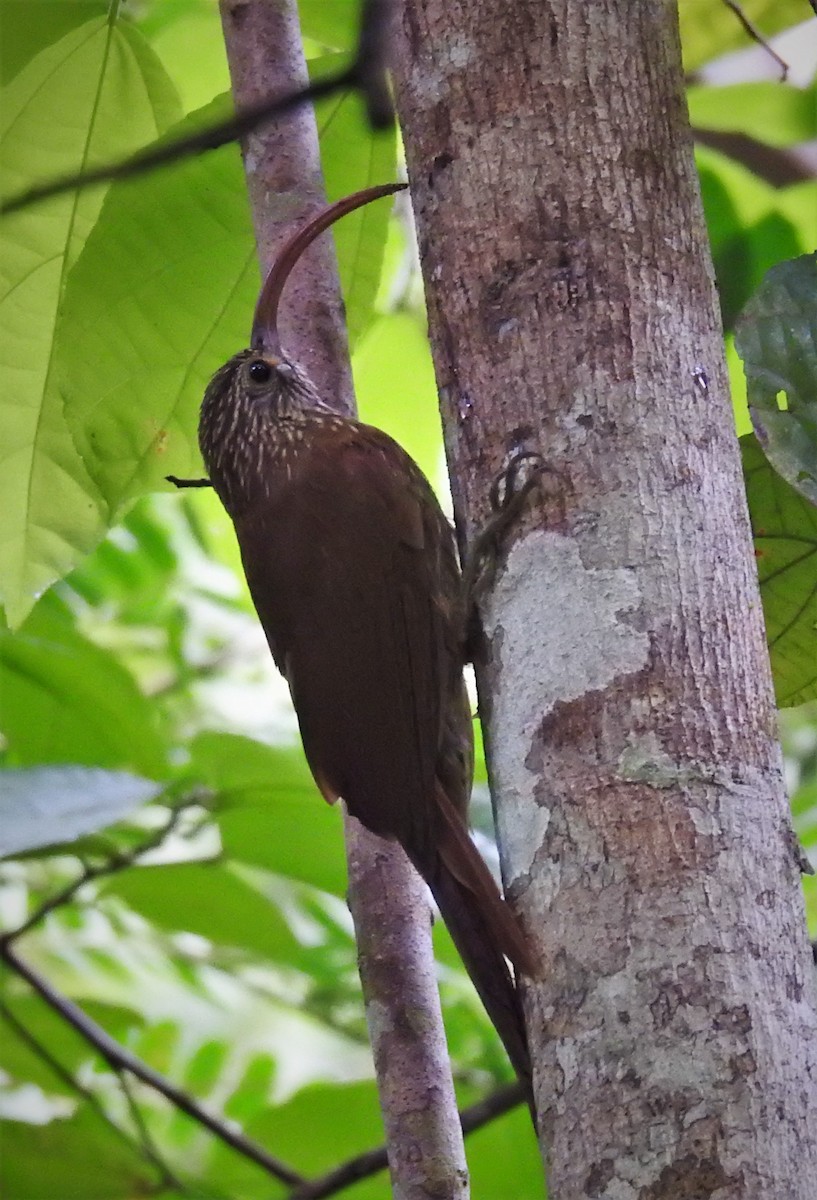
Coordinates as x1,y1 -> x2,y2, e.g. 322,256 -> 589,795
218,3 -> 469,1195
392,1 -> 817,1196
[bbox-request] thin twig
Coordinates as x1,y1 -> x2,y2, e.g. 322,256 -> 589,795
0,943 -> 305,1188
113,1065 -> 186,1192
0,805 -> 188,948
287,1080 -> 526,1200
722,0 -> 789,80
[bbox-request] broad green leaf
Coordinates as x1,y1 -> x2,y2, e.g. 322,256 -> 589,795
55,95 -> 257,518
0,16 -> 181,627
689,82 -> 817,146
0,766 -> 161,858
104,861 -> 302,963
735,253 -> 817,505
742,433 -> 817,706
0,603 -> 167,776
680,1 -> 806,72
0,0 -> 108,84
190,733 -> 347,895
0,1106 -> 156,1200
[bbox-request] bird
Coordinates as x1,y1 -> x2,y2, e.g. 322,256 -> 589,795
185,183 -> 535,1088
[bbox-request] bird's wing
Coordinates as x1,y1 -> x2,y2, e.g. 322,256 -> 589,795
234,420 -> 466,862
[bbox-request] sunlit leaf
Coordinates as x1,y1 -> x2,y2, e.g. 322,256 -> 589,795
0,16 -> 181,626
736,253 -> 817,505
742,433 -> 817,706
0,766 -> 161,858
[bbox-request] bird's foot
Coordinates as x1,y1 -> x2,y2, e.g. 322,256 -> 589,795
461,448 -> 550,657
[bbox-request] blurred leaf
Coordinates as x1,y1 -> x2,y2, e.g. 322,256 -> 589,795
697,154 -> 804,333
298,0 -> 360,50
680,1 -> 806,72
742,433 -> 817,706
0,602 -> 167,776
353,312 -> 444,487
104,862 -> 302,963
736,252 -> 817,505
462,1097 -> 542,1198
190,733 -> 347,895
0,16 -> 181,627
0,1106 -> 157,1199
208,1079 -> 382,1197
689,82 -> 817,146
0,766 -> 161,858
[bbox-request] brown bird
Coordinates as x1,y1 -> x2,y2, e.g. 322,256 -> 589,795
188,184 -> 534,1086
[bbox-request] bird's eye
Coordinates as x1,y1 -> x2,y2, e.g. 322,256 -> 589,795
248,359 -> 272,383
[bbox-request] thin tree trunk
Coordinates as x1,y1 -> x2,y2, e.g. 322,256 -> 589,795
218,5 -> 469,1197
392,0 -> 817,1194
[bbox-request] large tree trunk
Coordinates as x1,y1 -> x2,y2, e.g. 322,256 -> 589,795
393,0 -> 817,1194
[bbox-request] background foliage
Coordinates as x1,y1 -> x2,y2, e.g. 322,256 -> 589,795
1,2 -> 816,1196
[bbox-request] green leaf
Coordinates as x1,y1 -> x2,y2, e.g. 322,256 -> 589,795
0,1106 -> 156,1200
298,0 -> 360,50
104,862 -> 302,963
680,1 -> 806,72
0,603 -> 167,776
0,16 -> 181,627
0,766 -> 161,858
742,433 -> 817,706
353,312 -> 445,488
688,82 -> 817,146
55,95 -> 257,519
190,733 -> 347,895
735,252 -> 817,506
0,0 -> 109,85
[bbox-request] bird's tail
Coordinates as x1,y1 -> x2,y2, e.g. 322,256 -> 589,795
417,785 -> 535,1088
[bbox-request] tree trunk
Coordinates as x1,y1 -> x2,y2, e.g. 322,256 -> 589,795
218,3 -> 469,1195
392,0 -> 817,1194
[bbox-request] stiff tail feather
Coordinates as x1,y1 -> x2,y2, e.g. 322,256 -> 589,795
418,785 -> 534,1088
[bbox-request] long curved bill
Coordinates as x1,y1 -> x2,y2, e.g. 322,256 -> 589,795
250,182 -> 407,356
